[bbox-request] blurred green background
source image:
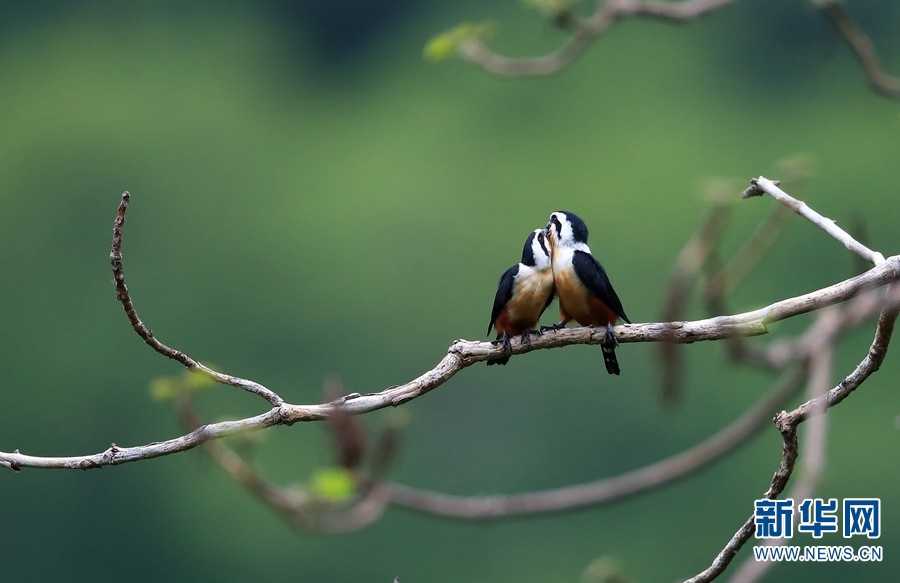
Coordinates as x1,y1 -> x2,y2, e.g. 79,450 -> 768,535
1,1 -> 898,581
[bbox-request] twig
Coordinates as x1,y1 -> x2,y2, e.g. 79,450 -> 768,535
681,177 -> 898,582
684,295 -> 900,582
451,0 -> 900,104
177,399 -> 390,534
727,312 -> 835,583
713,205 -> 793,297
741,177 -> 886,266
111,192 -> 283,407
659,191 -> 733,403
817,1 -> 900,100
456,0 -> 738,76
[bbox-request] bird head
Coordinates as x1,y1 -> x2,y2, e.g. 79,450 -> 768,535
521,228 -> 552,270
547,211 -> 589,248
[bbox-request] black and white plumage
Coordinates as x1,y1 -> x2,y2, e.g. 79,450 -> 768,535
486,229 -> 555,366
546,211 -> 631,375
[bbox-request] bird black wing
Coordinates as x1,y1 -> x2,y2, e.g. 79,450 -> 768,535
488,264 -> 519,335
572,250 -> 630,324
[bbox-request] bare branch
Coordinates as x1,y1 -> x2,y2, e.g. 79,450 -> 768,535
177,400 -> 390,534
684,515 -> 756,583
1,255 -> 898,471
685,289 -> 900,582
387,286 -> 898,521
817,0 -> 900,100
111,192 -> 284,407
742,177 -> 886,265
448,0 -> 900,104
2,181 -> 898,473
727,312 -> 835,583
659,188 -> 733,402
456,0 -> 738,76
385,365 -> 804,518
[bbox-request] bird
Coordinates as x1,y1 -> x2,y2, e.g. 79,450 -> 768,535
486,228 -> 556,366
545,211 -> 631,375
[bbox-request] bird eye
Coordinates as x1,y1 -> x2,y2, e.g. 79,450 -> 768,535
550,216 -> 562,233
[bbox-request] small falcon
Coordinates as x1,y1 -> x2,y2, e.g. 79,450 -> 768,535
486,228 -> 555,366
546,211 -> 631,375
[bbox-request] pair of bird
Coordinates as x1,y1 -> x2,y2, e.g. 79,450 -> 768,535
487,211 -> 631,374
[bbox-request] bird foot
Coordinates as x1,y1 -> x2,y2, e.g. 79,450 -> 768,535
520,328 -> 535,347
602,324 -> 619,349
490,333 -> 513,356
540,319 -> 569,333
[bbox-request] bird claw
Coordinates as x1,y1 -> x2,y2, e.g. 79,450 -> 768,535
540,320 -> 568,333
602,324 -> 619,348
520,328 -> 534,347
491,333 -> 513,356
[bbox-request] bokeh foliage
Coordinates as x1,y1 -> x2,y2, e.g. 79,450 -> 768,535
0,1 -> 898,581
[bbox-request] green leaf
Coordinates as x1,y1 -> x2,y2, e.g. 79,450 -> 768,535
148,368 -> 218,401
423,22 -> 492,62
149,377 -> 176,401
309,466 -> 357,503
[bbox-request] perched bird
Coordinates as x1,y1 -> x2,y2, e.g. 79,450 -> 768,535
486,228 -> 555,366
546,211 -> 631,375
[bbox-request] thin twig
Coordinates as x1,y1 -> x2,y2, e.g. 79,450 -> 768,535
111,192 -> 284,407
818,1 -> 900,100
684,292 -> 900,583
727,312 -> 835,583
713,205 -> 793,297
742,177 -> 886,266
177,399 -> 390,534
660,191 -> 733,403
457,0 -> 738,76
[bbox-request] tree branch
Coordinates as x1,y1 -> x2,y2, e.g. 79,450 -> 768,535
111,192 -> 284,408
683,288 -> 900,582
817,0 -> 900,100
384,365 -> 804,518
727,311 -> 835,583
383,286 -> 898,521
456,0 -> 737,77
742,177 -> 885,265
445,1 -> 900,102
2,185 -> 899,472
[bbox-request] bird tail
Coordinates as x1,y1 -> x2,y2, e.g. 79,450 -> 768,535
486,356 -> 510,366
601,345 -> 620,375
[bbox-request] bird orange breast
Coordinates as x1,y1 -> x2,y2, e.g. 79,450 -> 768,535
497,271 -> 552,336
555,268 -> 617,327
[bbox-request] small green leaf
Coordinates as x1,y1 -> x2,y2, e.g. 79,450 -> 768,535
148,368 -> 218,401
423,22 -> 492,62
309,466 -> 357,503
149,377 -> 176,401
185,370 -> 216,390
